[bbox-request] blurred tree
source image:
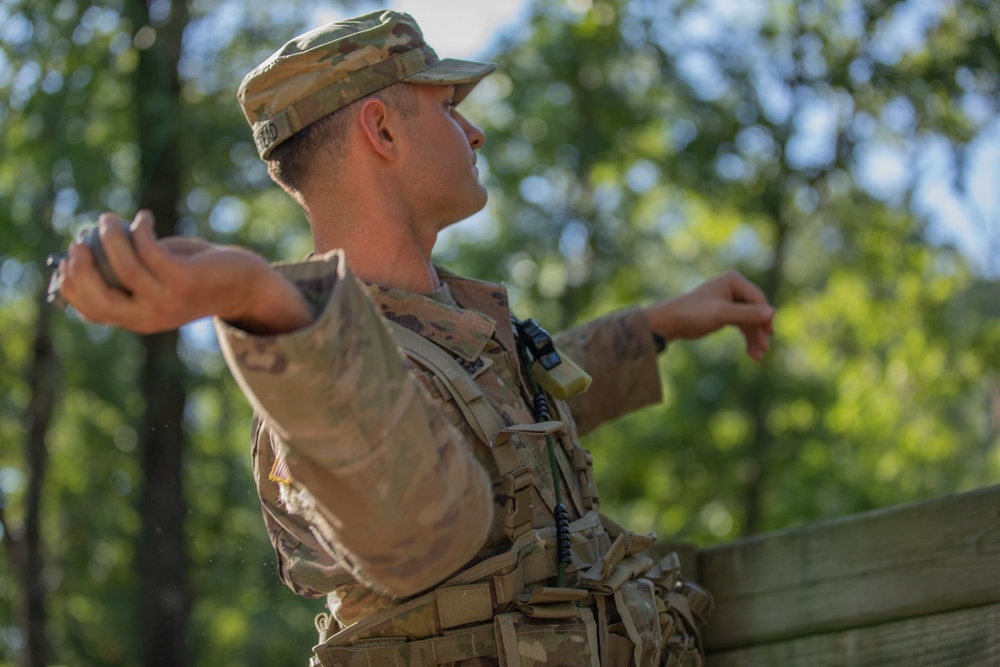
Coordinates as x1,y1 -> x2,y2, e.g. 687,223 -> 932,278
1,0 -> 998,664
0,0 -> 321,664
452,0 -> 1000,541
0,0 -> 135,663
121,0 -> 192,664
2,293 -> 59,667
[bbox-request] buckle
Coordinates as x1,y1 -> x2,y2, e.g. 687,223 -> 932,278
504,466 -> 533,496
503,466 -> 534,539
573,448 -> 599,509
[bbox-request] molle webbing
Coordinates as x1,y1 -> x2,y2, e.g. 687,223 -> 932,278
310,521 -> 711,667
387,321 -> 563,542
385,321 -> 504,445
311,623 -> 497,667
311,513 -> 611,658
311,323 -> 713,666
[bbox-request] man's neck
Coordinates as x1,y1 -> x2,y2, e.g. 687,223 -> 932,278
301,158 -> 447,294
349,250 -> 442,294
310,209 -> 442,294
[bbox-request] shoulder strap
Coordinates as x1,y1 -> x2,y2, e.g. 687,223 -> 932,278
385,321 -> 505,446
387,321 -> 553,541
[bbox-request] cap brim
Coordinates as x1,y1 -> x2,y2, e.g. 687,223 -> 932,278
405,58 -> 497,102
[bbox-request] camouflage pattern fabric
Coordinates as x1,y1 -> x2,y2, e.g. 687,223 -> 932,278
215,249 -> 661,607
494,608 -> 600,667
614,580 -> 662,666
238,10 -> 496,159
214,250 -> 706,665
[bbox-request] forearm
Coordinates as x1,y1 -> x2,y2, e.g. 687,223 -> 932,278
54,211 -> 315,336
214,248 -> 315,335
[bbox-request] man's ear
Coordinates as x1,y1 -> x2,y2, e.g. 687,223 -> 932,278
357,98 -> 400,161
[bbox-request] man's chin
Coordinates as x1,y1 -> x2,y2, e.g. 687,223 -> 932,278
439,193 -> 488,231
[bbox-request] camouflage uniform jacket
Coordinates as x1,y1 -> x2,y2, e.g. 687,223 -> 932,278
215,249 -> 667,654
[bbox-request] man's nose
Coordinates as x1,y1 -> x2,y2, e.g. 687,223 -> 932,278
458,113 -> 485,149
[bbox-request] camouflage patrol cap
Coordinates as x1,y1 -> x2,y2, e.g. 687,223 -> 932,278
238,10 -> 497,160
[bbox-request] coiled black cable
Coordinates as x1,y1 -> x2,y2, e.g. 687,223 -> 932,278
531,389 -> 572,571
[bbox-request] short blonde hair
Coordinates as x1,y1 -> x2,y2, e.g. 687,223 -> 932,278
266,83 -> 418,197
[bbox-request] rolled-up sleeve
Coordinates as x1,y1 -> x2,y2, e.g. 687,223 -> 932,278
554,306 -> 663,437
214,250 -> 493,597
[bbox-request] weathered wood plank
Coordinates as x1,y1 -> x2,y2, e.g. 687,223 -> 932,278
707,602 -> 1000,667
699,484 -> 1000,651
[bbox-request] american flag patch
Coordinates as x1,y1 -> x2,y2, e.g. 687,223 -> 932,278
269,456 -> 292,485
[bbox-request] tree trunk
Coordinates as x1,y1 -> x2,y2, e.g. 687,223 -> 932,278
741,195 -> 789,536
0,284 -> 63,667
22,288 -> 59,667
138,333 -> 190,667
128,1 -> 192,665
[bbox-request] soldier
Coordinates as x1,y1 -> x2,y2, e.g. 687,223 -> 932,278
55,9 -> 774,666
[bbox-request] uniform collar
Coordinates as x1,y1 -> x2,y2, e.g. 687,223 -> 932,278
436,267 -> 518,354
364,272 -> 499,362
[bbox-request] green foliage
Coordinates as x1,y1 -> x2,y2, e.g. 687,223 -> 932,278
0,0 -> 998,664
451,0 -> 999,542
0,0 -> 317,664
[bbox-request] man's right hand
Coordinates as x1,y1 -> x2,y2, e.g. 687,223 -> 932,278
56,210 -> 314,335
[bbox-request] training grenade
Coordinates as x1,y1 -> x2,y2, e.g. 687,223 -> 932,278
46,225 -> 131,309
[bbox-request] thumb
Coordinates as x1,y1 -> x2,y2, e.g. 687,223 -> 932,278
717,301 -> 774,327
130,210 -> 175,277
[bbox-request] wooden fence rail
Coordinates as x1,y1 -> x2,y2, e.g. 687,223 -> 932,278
692,484 -> 1000,666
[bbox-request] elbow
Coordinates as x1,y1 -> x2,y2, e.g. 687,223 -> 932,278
362,472 -> 495,599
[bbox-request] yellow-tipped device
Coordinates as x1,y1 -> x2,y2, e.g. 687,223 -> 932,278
532,349 -> 592,400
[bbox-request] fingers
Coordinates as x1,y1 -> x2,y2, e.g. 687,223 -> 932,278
739,310 -> 774,362
59,241 -> 133,324
130,209 -> 182,277
704,272 -> 775,362
715,300 -> 774,328
98,211 -> 163,297
715,271 -> 774,362
724,270 -> 769,306
58,210 -> 166,328
740,322 -> 771,362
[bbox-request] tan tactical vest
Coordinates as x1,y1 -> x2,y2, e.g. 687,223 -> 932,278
308,323 -> 712,667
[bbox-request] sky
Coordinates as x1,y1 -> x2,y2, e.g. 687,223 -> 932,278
311,0 -> 531,60
3,0 -> 994,276
189,0 -> 1000,361
301,0 -> 999,277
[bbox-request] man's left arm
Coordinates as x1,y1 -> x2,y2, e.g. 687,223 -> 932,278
553,306 -> 664,437
554,270 -> 775,436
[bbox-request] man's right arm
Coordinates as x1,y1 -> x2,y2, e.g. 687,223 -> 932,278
56,210 -> 314,335
58,210 -> 495,598
214,250 -> 494,597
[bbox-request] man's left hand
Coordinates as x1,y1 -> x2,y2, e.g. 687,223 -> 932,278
646,270 -> 775,362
